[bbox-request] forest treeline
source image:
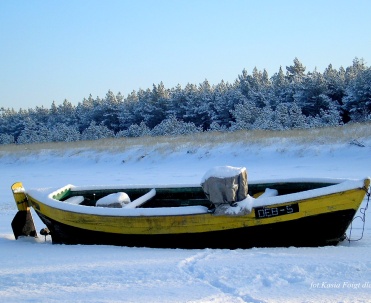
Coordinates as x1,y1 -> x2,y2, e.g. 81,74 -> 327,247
1,57 -> 370,145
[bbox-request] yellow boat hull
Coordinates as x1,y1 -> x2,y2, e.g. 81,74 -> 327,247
14,178 -> 369,248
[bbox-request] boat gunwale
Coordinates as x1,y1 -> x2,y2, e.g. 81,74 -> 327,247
24,177 -> 370,218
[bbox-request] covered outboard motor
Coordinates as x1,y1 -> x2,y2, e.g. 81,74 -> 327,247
201,166 -> 248,206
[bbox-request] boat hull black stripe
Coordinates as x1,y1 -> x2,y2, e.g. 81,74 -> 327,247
36,209 -> 355,248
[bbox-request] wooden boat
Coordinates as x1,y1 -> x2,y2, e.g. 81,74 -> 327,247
11,167 -> 370,249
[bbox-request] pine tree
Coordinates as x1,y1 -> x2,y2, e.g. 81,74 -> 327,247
311,101 -> 343,127
48,99 -> 77,128
81,121 -> 114,141
101,90 -> 122,132
76,94 -> 96,131
151,115 -> 202,136
270,66 -> 290,108
229,100 -> 260,130
0,133 -> 15,144
345,57 -> 367,84
297,70 -> 332,117
343,67 -> 371,122
116,122 -> 151,138
323,64 -> 347,122
179,83 -> 199,123
167,84 -> 187,119
213,83 -> 248,128
49,123 -> 81,142
252,106 -> 275,130
286,57 -> 306,82
17,118 -> 51,144
117,90 -> 140,130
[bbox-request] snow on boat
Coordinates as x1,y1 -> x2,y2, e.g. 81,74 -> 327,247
11,166 -> 370,249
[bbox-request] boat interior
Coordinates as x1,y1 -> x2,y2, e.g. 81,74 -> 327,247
59,180 -> 339,209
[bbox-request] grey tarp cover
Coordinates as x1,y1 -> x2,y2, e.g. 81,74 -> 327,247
201,168 -> 248,205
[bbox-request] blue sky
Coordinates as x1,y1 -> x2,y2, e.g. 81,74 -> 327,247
1,0 -> 370,110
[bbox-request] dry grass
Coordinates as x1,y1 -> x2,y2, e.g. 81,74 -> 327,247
1,122 -> 370,156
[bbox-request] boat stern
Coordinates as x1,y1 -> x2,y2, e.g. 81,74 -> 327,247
11,182 -> 37,239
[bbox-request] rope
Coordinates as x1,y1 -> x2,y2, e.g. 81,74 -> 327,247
346,186 -> 370,243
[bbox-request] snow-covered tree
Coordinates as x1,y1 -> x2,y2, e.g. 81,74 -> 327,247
343,67 -> 371,122
252,106 -> 275,130
0,108 -> 26,140
150,115 -> 202,136
76,94 -> 97,131
211,82 -> 246,128
229,100 -> 261,130
47,99 -> 77,127
323,64 -> 347,122
236,68 -> 271,108
27,106 -> 50,126
0,133 -> 15,144
273,103 -> 294,130
296,71 -> 333,117
131,83 -> 170,129
286,57 -> 306,83
270,67 -> 290,108
193,79 -> 214,130
49,123 -> 81,142
208,121 -> 228,132
101,90 -> 122,132
178,83 -> 199,123
288,102 -> 309,129
345,57 -> 367,84
1,57 -> 369,145
167,84 -> 187,119
117,90 -> 140,130
81,121 -> 114,141
310,101 -> 343,127
17,118 -> 51,144
323,64 -> 346,103
116,122 -> 151,138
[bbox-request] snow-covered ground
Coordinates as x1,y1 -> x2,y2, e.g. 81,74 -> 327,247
0,133 -> 371,303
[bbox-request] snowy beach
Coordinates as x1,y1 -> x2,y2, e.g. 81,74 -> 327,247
1,131 -> 370,303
